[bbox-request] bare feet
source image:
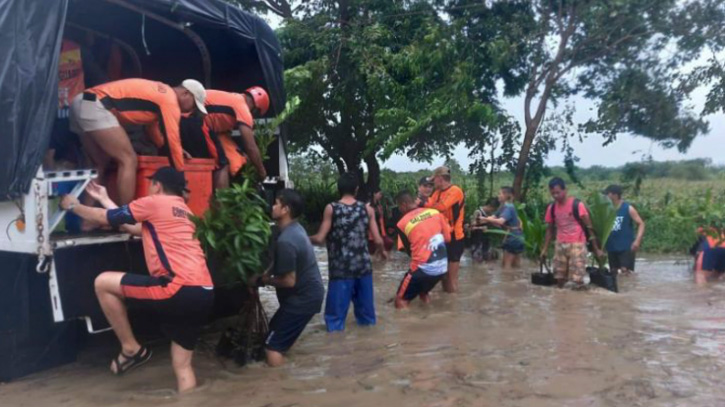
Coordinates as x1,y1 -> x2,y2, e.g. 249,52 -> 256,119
420,293 -> 431,304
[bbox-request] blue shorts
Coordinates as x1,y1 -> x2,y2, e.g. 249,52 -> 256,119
502,236 -> 524,254
265,307 -> 315,353
699,242 -> 725,273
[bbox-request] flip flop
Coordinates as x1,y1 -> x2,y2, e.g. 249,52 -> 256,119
112,346 -> 152,376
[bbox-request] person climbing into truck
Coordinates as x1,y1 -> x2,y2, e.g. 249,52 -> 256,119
59,167 -> 214,393
69,78 -> 207,205
201,87 -> 270,189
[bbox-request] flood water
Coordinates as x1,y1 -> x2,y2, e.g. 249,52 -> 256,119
3,250 -> 725,407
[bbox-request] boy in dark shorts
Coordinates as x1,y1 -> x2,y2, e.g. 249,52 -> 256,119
256,189 -> 324,366
604,185 -> 645,275
60,167 -> 213,393
395,191 -> 451,309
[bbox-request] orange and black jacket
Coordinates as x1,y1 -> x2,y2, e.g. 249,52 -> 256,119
86,78 -> 184,169
425,185 -> 465,240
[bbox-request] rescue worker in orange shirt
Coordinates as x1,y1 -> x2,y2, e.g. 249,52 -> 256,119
202,87 -> 270,189
423,166 -> 465,293
69,78 -> 207,204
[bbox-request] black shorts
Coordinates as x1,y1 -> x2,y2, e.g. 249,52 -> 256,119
125,279 -> 214,351
446,238 -> 465,262
699,243 -> 725,273
396,270 -> 446,301
265,307 -> 315,353
607,251 -> 636,272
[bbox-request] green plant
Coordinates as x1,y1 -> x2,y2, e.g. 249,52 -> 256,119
193,180 -> 272,283
239,96 -> 300,181
517,203 -> 548,260
586,192 -> 618,269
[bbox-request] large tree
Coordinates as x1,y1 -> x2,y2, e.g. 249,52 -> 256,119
232,0 -> 512,196
443,0 -> 708,199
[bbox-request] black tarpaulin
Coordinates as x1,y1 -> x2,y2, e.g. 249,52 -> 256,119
0,0 -> 68,200
0,0 -> 285,200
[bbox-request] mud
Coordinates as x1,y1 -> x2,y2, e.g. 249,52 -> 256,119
3,251 -> 725,407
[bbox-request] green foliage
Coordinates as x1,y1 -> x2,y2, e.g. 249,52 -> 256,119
193,180 -> 272,283
293,178 -> 337,231
586,192 -> 618,269
517,203 -> 548,260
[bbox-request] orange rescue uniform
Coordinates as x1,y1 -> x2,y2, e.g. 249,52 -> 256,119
85,78 -> 185,170
425,185 -> 465,241
202,90 -> 254,175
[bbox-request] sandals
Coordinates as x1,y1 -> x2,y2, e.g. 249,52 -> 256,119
112,346 -> 152,376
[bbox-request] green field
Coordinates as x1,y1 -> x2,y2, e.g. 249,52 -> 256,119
292,159 -> 725,255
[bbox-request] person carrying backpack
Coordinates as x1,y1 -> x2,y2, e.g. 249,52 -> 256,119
540,178 -> 604,288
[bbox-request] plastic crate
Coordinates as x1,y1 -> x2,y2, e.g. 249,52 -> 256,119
108,156 -> 214,216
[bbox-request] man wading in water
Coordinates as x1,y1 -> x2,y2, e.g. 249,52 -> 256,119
311,173 -> 386,332
254,189 -> 324,366
479,187 -> 524,268
424,166 -> 465,293
541,177 -> 604,289
604,185 -> 645,275
394,191 -> 451,309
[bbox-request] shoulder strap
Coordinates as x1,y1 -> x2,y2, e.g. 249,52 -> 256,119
548,202 -> 556,223
572,198 -> 581,222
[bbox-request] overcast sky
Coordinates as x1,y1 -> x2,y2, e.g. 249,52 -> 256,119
383,91 -> 725,171
262,12 -> 724,173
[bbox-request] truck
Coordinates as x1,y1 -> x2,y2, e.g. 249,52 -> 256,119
0,0 -> 287,381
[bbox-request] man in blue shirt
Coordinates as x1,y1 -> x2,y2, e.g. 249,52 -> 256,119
604,185 -> 645,275
480,187 -> 524,268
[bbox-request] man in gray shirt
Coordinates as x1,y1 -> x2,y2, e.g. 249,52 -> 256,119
255,189 -> 324,367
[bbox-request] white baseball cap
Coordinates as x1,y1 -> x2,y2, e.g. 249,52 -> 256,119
181,79 -> 207,115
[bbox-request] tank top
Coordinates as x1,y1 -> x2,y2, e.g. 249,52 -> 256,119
606,202 -> 634,252
326,201 -> 373,280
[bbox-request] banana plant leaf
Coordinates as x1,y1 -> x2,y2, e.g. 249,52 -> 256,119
587,191 -> 618,269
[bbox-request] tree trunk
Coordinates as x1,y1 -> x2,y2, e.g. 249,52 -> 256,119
364,154 -> 381,194
512,123 -> 539,201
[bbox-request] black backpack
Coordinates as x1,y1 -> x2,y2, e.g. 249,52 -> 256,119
547,198 -> 594,252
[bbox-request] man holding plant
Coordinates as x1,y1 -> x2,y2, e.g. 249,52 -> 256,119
541,177 -> 604,288
604,185 -> 646,275
255,189 -> 324,367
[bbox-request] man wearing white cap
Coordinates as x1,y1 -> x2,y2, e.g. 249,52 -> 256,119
70,78 -> 206,205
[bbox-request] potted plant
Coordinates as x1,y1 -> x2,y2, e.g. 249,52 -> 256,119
586,191 -> 619,292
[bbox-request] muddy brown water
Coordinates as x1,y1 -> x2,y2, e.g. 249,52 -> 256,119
3,250 -> 725,407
